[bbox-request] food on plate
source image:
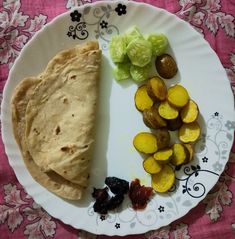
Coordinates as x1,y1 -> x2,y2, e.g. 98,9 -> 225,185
180,100 -> 199,123
167,116 -> 183,131
154,128 -> 171,149
151,164 -> 175,193
129,178 -> 153,210
167,84 -> 189,108
146,76 -> 167,101
179,122 -> 201,143
147,33 -> 168,56
171,143 -> 189,166
184,144 -> 194,163
11,78 -> 84,200
113,62 -> 131,81
11,41 -> 101,200
109,35 -> 126,63
155,53 -> 178,79
153,148 -> 173,164
130,64 -> 151,82
105,177 -> 129,195
109,26 -> 175,82
92,177 -> 129,214
133,132 -> 158,154
158,100 -> 179,120
143,106 -> 167,129
133,75 -> 201,194
134,85 -> 153,111
126,38 -> 152,67
143,156 -> 162,174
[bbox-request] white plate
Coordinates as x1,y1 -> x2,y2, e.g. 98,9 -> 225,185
1,1 -> 235,236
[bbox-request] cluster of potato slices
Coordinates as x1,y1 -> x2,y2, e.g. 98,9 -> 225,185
133,76 -> 201,193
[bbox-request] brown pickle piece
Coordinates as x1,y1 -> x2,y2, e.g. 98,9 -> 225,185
155,54 -> 178,79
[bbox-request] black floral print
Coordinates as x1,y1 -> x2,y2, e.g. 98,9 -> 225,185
115,223 -> 120,229
100,20 -> 108,29
115,4 -> 126,16
70,10 -> 82,22
202,157 -> 208,163
158,206 -> 164,213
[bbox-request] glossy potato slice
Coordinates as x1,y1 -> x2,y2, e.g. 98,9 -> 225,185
181,100 -> 199,123
143,156 -> 162,174
143,106 -> 167,129
158,101 -> 179,120
153,148 -> 173,164
151,164 -> 175,193
179,122 -> 201,143
133,132 -> 158,154
146,76 -> 167,101
167,85 -> 189,108
134,85 -> 153,111
171,143 -> 189,166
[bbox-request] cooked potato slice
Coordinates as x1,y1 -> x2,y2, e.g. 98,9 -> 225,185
171,143 -> 189,166
143,156 -> 162,174
184,144 -> 194,163
167,116 -> 183,131
143,106 -> 167,129
155,128 -> 170,149
181,100 -> 199,123
146,76 -> 167,101
158,101 -> 179,120
179,122 -> 201,143
151,164 -> 175,193
154,148 -> 173,164
134,85 -> 153,111
167,85 -> 189,108
133,132 -> 158,154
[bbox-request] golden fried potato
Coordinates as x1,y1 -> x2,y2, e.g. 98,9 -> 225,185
158,101 -> 179,120
133,132 -> 158,154
171,143 -> 189,166
181,100 -> 199,123
153,148 -> 173,164
134,85 -> 153,111
151,164 -> 175,193
146,76 -> 167,101
179,122 -> 201,143
143,156 -> 162,174
143,106 -> 167,129
167,85 -> 189,108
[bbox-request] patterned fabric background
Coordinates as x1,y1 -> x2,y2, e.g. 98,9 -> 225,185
0,0 -> 234,238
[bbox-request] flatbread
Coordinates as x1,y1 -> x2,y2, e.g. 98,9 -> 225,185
25,41 -> 101,187
11,77 -> 84,200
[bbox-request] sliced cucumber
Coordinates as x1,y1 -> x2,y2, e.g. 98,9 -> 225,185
113,62 -> 131,81
147,33 -> 168,56
109,35 -> 126,63
130,64 -> 150,82
125,26 -> 143,45
126,38 -> 152,67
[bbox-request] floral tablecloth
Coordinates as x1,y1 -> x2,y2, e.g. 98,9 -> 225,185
0,0 -> 235,238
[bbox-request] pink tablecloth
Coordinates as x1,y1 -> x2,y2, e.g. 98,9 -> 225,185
0,0 -> 235,238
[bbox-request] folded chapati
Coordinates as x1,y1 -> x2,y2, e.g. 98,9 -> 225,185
11,41 -> 102,199
11,77 -> 84,200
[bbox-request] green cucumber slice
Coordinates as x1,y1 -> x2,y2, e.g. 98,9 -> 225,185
109,35 -> 126,63
147,33 -> 168,56
130,64 -> 150,82
113,62 -> 131,81
126,38 -> 152,67
125,26 -> 143,45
